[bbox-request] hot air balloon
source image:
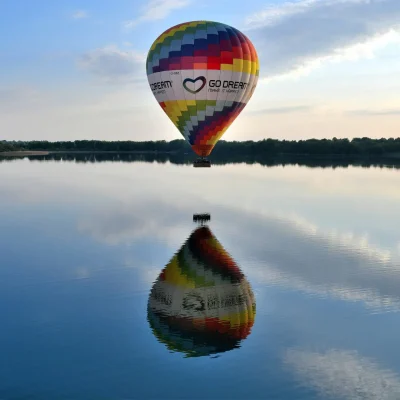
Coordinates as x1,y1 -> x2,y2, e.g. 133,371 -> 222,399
147,225 -> 256,357
146,21 -> 259,167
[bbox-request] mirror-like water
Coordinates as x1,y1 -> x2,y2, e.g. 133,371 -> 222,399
1,157 -> 400,399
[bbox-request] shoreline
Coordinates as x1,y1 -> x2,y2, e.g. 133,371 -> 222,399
1,150 -> 400,159
0,150 -> 178,156
0,151 -> 50,156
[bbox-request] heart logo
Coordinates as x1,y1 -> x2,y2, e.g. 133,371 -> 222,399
183,76 -> 207,94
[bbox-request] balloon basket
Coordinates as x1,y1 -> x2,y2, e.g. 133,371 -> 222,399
193,213 -> 211,224
193,158 -> 211,168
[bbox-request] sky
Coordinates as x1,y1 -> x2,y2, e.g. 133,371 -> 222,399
0,0 -> 399,142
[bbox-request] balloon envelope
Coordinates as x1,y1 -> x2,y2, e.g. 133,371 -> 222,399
146,21 -> 259,157
147,226 -> 256,357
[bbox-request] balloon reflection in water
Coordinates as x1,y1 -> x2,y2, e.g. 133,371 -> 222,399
147,226 -> 256,357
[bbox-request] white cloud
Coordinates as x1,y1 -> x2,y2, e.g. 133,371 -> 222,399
245,0 -> 400,80
230,211 -> 400,313
72,10 -> 88,19
346,108 -> 400,116
77,204 -> 191,247
123,0 -> 191,29
77,46 -> 146,83
2,159 -> 400,313
77,1 -> 400,90
248,105 -> 313,115
236,207 -> 400,312
72,181 -> 400,313
285,348 -> 400,400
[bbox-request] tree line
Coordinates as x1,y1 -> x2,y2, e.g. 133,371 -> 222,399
0,141 -> 23,152
1,137 -> 400,156
1,152 -> 400,170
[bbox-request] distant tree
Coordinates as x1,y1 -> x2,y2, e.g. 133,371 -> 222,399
2,137 -> 400,158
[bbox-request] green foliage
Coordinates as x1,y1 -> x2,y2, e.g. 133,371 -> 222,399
1,137 -> 400,156
0,141 -> 22,152
212,137 -> 400,156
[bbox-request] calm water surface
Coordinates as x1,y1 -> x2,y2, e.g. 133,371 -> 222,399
1,157 -> 400,399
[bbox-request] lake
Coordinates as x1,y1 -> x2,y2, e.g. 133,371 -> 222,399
1,155 -> 400,399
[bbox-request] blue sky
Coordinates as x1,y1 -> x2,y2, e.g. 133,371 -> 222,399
1,0 -> 399,141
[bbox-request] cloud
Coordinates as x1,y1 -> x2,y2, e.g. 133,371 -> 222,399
123,0 -> 191,29
72,10 -> 88,19
284,348 -> 400,400
245,0 -> 400,80
249,105 -> 313,115
77,202 -> 191,247
77,1 -> 400,87
346,108 -> 400,116
238,210 -> 400,313
77,46 -> 146,83
2,157 -> 400,312
74,181 -> 400,314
